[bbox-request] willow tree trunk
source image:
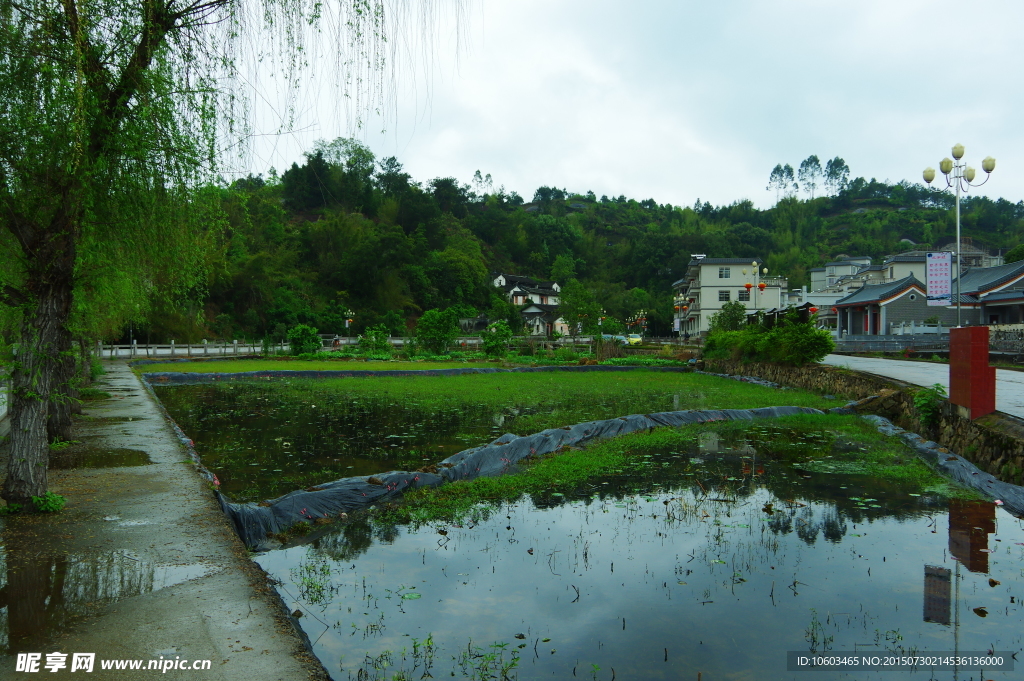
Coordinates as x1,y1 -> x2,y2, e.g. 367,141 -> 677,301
2,223 -> 76,506
47,344 -> 77,443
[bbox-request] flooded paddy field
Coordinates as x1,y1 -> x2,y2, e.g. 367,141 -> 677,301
153,371 -> 831,502
254,420 -> 1024,680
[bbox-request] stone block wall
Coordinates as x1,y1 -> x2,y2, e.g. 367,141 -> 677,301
705,359 -> 1024,486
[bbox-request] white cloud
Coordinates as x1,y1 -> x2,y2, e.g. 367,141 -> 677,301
245,0 -> 1024,208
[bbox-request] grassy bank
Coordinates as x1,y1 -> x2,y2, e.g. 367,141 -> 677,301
134,358 -> 486,373
379,414 -> 976,526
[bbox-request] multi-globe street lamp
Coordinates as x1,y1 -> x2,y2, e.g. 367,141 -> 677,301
923,144 -> 996,327
742,263 -> 769,311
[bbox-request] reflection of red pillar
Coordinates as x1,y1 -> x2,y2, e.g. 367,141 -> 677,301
949,326 -> 995,419
948,499 -> 996,573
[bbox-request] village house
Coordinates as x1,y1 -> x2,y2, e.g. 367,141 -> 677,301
491,273 -> 569,336
672,257 -> 788,336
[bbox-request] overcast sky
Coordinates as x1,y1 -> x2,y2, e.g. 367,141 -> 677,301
241,0 -> 1023,209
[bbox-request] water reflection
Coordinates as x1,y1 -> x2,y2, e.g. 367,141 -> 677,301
924,565 -> 952,625
0,537 -> 220,654
255,435 -> 1024,680
948,498 -> 996,573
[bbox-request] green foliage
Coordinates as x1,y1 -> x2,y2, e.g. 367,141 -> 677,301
0,503 -> 23,516
415,309 -> 460,354
358,324 -> 393,355
31,492 -> 66,513
79,388 -> 111,401
708,301 -> 748,332
553,347 -> 579,362
913,383 -> 948,428
287,324 -> 322,356
89,357 -> 105,380
599,357 -> 687,367
1005,244 -> 1024,264
481,320 -> 513,357
704,311 -> 834,366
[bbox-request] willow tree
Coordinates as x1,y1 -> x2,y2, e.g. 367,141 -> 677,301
0,0 -> 455,506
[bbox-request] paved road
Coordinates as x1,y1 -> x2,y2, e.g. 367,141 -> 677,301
821,354 -> 1024,419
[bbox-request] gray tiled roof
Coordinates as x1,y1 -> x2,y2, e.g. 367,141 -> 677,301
954,260 -> 1024,295
687,258 -> 764,266
982,289 -> 1024,303
835,275 -> 924,306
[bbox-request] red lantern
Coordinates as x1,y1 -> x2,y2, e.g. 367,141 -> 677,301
674,305 -> 680,311
744,282 -> 753,291
831,307 -> 837,313
758,282 -> 766,291
809,307 -> 818,313
683,305 -> 689,311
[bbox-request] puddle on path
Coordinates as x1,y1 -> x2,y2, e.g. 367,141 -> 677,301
49,447 -> 152,469
0,546 -> 222,654
256,435 -> 1024,680
154,382 -> 700,502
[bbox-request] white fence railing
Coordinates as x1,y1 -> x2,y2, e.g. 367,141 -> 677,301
93,335 -> 663,360
96,340 -> 277,359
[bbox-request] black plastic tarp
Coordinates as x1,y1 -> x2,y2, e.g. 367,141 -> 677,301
861,414 -> 1024,517
220,405 -> 824,549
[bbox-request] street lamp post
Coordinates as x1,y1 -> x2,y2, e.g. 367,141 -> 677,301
923,144 -> 996,327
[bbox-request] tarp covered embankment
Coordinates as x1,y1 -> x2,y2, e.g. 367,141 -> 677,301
221,405 -> 823,549
861,414 -> 1024,516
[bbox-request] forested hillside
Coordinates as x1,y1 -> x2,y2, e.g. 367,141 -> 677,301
140,139 -> 1024,342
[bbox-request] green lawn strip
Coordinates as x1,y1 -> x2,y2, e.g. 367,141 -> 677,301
384,414 -> 974,526
162,370 -> 833,412
134,359 -> 488,373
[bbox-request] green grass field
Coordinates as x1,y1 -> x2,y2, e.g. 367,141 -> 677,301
134,358 -> 491,373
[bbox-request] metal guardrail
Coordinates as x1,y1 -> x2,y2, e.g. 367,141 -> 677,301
834,338 -> 949,353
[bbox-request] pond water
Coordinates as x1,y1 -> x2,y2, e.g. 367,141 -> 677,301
153,381 -> 712,502
255,430 -> 1024,680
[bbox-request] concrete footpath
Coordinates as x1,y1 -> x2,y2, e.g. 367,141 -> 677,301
1,362 -> 325,680
821,354 -> 1024,419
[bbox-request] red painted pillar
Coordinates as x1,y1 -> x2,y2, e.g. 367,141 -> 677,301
949,326 -> 995,419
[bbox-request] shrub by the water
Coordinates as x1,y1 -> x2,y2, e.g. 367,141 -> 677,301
482,320 -> 513,357
358,324 -> 393,355
416,308 -> 460,354
703,310 -> 834,366
287,324 -> 322,355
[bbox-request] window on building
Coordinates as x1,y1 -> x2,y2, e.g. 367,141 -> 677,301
828,267 -> 835,275
719,290 -> 731,302
738,289 -> 750,301
718,267 -> 731,279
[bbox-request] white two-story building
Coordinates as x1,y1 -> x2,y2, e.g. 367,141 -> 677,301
672,257 -> 788,336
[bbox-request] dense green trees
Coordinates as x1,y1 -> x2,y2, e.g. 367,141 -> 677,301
157,145 -> 1024,348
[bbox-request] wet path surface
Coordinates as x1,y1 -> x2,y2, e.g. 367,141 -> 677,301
822,354 -> 1024,418
0,362 -> 320,679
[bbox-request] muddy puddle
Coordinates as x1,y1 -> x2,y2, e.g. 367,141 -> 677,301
49,447 -> 152,469
255,432 -> 1024,680
154,382 -> 700,502
0,547 -> 221,654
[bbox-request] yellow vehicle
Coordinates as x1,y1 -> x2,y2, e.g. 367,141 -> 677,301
627,334 -> 643,345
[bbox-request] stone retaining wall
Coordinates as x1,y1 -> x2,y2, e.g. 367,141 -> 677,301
705,359 -> 1024,486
